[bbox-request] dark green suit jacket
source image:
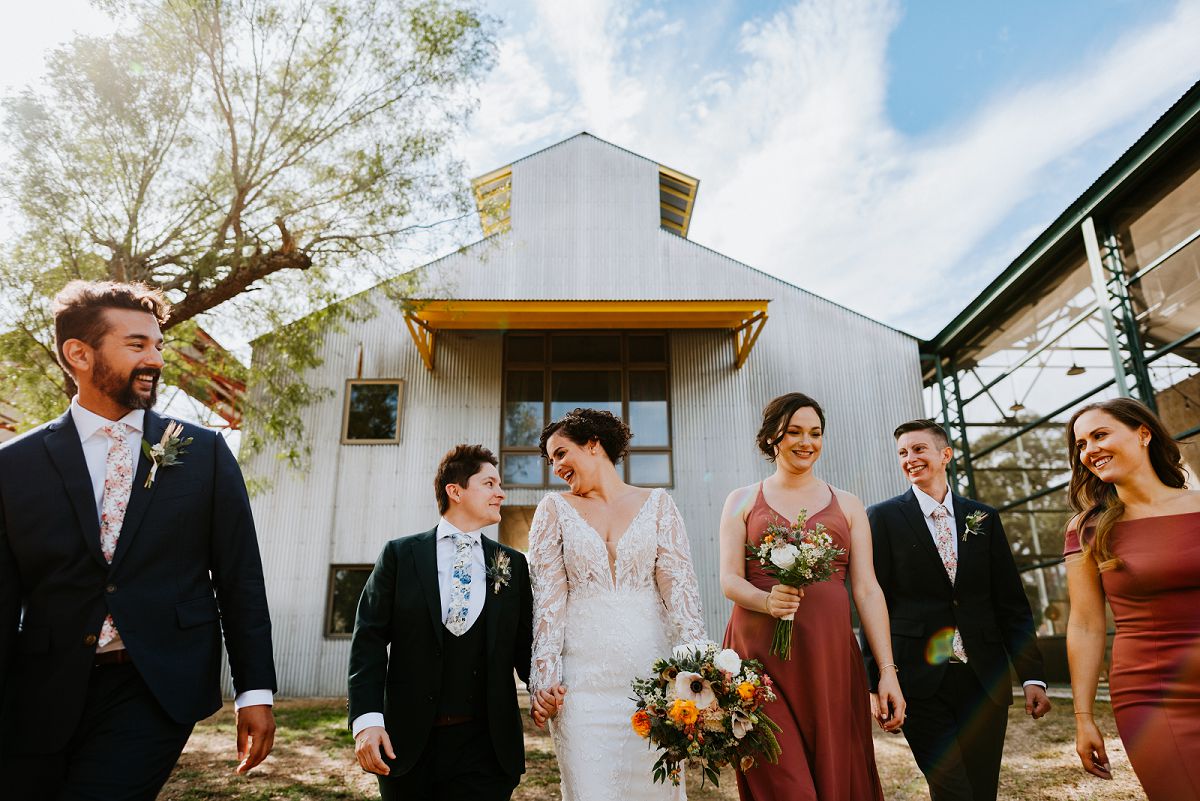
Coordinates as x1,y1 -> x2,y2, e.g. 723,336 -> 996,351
347,527 -> 533,778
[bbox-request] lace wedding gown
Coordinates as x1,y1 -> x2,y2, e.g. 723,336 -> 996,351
529,488 -> 708,801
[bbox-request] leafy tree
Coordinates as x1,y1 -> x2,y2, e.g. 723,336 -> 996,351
0,0 -> 495,467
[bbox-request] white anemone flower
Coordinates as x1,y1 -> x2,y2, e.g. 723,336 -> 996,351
674,671 -> 717,710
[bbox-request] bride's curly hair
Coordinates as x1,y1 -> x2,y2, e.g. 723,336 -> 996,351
538,408 -> 632,465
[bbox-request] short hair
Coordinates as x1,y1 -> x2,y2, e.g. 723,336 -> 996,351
52,280 -> 170,374
756,393 -> 826,461
434,444 -> 498,514
893,419 -> 950,449
538,408 -> 632,465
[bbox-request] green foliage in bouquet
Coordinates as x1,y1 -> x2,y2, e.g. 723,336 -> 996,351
630,642 -> 782,788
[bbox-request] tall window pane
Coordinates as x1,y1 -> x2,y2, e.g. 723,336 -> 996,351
502,454 -> 542,486
326,565 -> 372,636
629,334 -> 667,363
629,371 -> 669,446
629,453 -> 671,485
504,371 -> 544,447
552,334 -> 621,363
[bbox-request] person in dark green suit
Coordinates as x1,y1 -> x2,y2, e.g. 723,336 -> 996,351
348,444 -> 533,800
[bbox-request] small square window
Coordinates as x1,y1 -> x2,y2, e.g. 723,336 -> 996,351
325,565 -> 374,637
342,380 -> 403,444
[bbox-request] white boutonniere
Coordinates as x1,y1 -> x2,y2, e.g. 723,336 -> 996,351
141,420 -> 193,488
963,510 -> 989,542
486,549 -> 512,595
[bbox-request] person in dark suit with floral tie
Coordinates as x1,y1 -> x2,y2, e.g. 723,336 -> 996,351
0,281 -> 277,800
862,419 -> 1050,801
348,444 -> 533,800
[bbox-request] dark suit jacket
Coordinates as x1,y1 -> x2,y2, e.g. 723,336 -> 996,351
862,488 -> 1043,707
347,527 -> 533,779
0,410 -> 277,753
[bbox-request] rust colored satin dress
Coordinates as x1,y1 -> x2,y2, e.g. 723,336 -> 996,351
722,484 -> 883,801
1065,512 -> 1200,800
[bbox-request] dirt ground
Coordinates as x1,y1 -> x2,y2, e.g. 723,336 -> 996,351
161,694 -> 1146,800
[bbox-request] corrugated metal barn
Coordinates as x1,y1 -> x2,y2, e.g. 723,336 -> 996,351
243,133 -> 923,696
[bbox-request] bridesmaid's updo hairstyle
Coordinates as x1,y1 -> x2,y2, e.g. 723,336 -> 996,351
539,408 -> 632,465
1065,397 -> 1186,571
756,392 -> 826,461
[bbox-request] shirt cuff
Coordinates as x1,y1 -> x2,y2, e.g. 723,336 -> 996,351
1022,680 -> 1047,689
233,689 -> 274,709
352,712 -> 387,738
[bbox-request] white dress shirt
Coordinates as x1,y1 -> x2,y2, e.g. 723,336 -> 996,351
69,397 -> 273,709
910,483 -> 1045,690
352,517 -> 488,737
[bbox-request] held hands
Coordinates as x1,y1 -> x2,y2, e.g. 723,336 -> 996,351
1075,714 -> 1112,780
765,584 -> 803,618
870,670 -> 906,733
234,704 -> 276,774
355,726 -> 396,776
1024,684 -> 1052,719
531,683 -> 568,729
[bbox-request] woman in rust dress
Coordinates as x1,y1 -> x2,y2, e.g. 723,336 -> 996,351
1064,397 -> 1200,799
719,393 -> 904,801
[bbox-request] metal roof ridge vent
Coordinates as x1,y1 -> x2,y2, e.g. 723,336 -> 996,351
659,165 -> 699,238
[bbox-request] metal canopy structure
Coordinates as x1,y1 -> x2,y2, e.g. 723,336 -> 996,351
403,299 -> 769,371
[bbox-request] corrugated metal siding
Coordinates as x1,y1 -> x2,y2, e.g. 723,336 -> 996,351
237,134 -> 922,696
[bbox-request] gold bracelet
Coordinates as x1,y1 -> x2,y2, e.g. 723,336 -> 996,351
763,593 -> 771,614
1073,711 -> 1093,716
879,663 -> 899,674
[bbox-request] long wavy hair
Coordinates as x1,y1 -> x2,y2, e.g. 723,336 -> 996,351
1065,398 -> 1186,571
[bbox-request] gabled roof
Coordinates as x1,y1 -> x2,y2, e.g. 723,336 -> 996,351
470,132 -> 700,238
927,79 -> 1200,355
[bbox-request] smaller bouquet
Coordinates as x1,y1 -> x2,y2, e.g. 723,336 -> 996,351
630,642 -> 781,788
747,510 -> 845,659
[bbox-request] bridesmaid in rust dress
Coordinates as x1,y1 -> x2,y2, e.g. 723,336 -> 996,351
719,393 -> 904,801
1065,397 -> 1200,799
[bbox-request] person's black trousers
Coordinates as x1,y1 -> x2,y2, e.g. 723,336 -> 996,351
378,718 -> 518,801
901,662 -> 1009,801
3,662 -> 194,801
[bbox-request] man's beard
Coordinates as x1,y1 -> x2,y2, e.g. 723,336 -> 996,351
94,357 -> 159,411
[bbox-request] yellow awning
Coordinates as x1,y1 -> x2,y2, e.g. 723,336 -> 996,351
403,299 -> 768,370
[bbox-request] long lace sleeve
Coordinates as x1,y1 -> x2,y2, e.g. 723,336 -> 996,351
653,490 -> 708,647
528,493 -> 567,695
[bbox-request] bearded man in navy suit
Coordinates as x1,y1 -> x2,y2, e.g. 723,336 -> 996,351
0,281 -> 277,800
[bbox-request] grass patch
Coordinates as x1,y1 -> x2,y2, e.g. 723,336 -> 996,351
163,693 -> 1146,800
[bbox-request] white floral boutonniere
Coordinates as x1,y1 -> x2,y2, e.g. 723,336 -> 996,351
141,420 -> 193,488
486,549 -> 512,595
963,510 -> 989,542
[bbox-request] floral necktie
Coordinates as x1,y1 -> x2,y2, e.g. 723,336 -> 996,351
931,505 -> 968,663
445,532 -> 474,636
98,422 -> 134,647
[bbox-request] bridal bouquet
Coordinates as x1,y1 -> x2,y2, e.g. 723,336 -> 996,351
747,510 -> 845,659
630,642 -> 781,787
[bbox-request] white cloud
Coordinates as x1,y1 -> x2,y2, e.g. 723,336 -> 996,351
466,0 -> 1200,337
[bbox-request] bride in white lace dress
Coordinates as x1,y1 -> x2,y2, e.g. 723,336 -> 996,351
528,409 -> 707,801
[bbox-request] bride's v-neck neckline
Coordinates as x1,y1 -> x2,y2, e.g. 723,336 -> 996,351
556,489 -> 658,583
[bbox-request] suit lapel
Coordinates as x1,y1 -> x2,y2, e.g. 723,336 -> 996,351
109,410 -> 162,572
413,529 -> 445,646
43,412 -> 106,569
898,488 -> 954,590
482,536 -> 500,655
951,494 -> 972,590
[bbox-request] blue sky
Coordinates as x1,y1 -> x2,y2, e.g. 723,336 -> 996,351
5,1 -> 1199,339
460,0 -> 1199,337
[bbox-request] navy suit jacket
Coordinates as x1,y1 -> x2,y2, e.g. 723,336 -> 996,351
0,409 -> 276,753
862,488 -> 1044,707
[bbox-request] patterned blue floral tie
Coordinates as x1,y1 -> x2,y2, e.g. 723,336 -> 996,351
445,532 -> 474,636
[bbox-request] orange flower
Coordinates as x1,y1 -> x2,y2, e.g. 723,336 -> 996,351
667,699 -> 699,726
631,710 -> 652,738
737,681 -> 756,701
